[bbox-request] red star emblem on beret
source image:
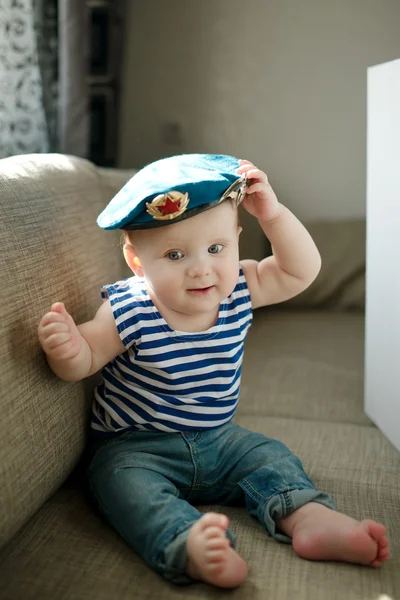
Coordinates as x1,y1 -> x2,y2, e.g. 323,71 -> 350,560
159,197 -> 181,216
146,191 -> 189,221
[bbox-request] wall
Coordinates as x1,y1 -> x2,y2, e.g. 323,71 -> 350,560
118,0 -> 400,257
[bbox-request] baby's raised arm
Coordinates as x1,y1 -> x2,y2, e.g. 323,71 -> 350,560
37,300 -> 125,381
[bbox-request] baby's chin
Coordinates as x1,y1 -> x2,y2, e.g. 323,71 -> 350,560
179,293 -> 221,312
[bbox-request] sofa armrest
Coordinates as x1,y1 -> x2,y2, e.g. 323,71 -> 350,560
0,154 -> 133,549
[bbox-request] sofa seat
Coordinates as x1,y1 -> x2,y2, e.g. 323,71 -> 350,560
1,309 -> 399,600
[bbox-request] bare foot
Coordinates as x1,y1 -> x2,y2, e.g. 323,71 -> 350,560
278,502 -> 390,567
186,513 -> 248,588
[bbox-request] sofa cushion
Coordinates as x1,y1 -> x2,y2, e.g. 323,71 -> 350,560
96,166 -> 136,280
284,220 -> 366,310
96,166 -> 136,205
0,417 -> 398,600
0,155 -> 127,548
238,309 -> 371,426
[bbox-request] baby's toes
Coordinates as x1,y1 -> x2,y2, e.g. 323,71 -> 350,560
377,548 -> 390,561
204,526 -> 228,542
371,558 -> 382,568
376,535 -> 390,562
207,535 -> 230,551
364,520 -> 386,541
200,512 -> 229,532
206,538 -> 230,561
378,536 -> 389,549
206,549 -> 229,567
371,537 -> 390,566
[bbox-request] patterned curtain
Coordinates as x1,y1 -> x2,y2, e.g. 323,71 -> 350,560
0,0 -> 88,159
34,0 -> 58,153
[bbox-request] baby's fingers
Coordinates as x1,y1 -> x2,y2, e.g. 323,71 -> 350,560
246,167 -> 268,182
238,159 -> 254,167
41,321 -> 69,338
246,182 -> 268,195
39,311 -> 67,329
237,162 -> 255,175
43,332 -> 72,351
237,163 -> 268,182
51,302 -> 68,316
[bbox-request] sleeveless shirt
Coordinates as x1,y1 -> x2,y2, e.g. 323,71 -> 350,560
91,267 -> 253,434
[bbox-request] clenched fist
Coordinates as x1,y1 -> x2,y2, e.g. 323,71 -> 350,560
38,302 -> 82,361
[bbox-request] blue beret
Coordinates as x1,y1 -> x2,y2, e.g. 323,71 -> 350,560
97,153 -> 247,230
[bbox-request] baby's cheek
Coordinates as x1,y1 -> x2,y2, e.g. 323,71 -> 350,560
223,269 -> 241,295
151,265 -> 172,283
158,273 -> 181,294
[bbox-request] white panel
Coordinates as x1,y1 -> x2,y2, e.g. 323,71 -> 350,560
365,58 -> 400,452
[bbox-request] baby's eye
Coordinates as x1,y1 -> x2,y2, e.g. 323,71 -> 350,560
167,250 -> 183,261
208,244 -> 223,254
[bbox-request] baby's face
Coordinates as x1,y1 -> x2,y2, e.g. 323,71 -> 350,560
130,201 -> 241,318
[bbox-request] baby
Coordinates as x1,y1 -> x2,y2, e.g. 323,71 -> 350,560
38,154 -> 389,587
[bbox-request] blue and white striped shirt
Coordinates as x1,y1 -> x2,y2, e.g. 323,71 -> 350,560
91,267 -> 253,435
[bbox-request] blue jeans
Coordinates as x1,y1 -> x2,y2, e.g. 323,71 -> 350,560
87,422 -> 336,584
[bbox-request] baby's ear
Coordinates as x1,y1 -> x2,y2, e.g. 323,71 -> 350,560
123,243 -> 143,277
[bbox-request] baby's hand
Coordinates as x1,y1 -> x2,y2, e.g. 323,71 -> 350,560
38,302 -> 82,361
237,159 -> 280,222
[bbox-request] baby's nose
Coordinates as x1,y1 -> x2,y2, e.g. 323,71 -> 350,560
187,259 -> 210,278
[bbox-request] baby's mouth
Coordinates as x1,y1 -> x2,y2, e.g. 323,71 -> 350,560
187,285 -> 215,295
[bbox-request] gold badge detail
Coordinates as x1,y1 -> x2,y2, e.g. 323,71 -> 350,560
146,191 -> 189,220
220,176 -> 248,208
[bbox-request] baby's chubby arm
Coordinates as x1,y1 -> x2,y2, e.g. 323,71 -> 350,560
37,300 -> 125,381
239,160 -> 321,309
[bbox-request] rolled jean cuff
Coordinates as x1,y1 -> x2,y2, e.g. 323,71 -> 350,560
263,488 -> 338,544
161,521 -> 237,585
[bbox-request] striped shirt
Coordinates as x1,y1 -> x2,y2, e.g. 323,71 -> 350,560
91,267 -> 253,435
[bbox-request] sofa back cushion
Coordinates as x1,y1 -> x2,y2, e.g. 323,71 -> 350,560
285,220 -> 366,311
0,154 -> 127,548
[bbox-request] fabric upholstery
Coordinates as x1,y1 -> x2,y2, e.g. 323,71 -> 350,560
285,220 -> 366,310
0,154 -> 126,547
96,166 -> 136,207
238,309 -> 371,426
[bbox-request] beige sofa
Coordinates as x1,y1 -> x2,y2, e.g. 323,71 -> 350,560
0,154 -> 398,600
